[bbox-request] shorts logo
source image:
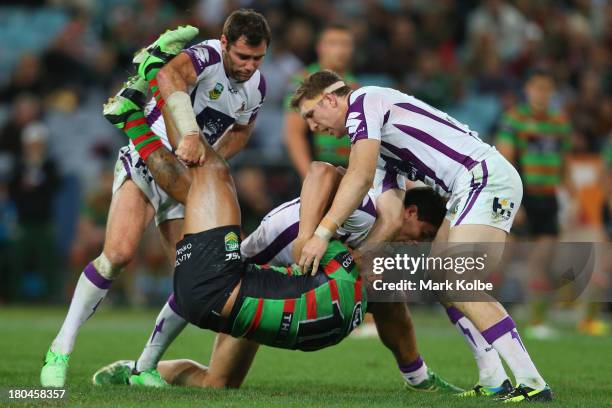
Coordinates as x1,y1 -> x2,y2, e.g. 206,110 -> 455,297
209,82 -> 224,100
492,197 -> 514,221
224,231 -> 239,252
349,302 -> 363,331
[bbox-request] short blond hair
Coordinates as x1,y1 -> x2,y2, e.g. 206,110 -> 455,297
290,70 -> 351,109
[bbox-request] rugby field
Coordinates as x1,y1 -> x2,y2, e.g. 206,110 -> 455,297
2,306 -> 611,407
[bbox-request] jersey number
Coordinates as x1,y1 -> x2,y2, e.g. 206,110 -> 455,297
296,300 -> 344,351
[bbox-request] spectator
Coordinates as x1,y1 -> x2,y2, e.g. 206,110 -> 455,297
496,69 -> 573,339
8,122 -> 60,301
284,23 -> 356,179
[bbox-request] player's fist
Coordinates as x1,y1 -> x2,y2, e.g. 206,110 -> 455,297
298,235 -> 329,276
177,133 -> 206,166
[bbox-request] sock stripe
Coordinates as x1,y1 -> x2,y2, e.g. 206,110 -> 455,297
134,134 -> 160,150
156,98 -> 166,109
399,355 -> 424,373
138,139 -> 163,161
125,117 -> 148,130
83,262 -> 112,289
445,306 -> 464,324
481,316 -> 515,344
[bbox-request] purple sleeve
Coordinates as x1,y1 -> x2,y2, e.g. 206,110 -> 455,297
182,44 -> 221,76
346,92 -> 383,144
248,73 -> 266,124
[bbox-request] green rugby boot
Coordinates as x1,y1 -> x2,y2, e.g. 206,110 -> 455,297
499,384 -> 553,403
129,368 -> 169,388
404,369 -> 464,393
133,25 -> 199,81
40,349 -> 70,387
457,379 -> 514,398
103,75 -> 149,130
92,360 -> 133,385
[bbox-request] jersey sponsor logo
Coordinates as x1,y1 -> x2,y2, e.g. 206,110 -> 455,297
224,231 -> 239,252
195,107 -> 236,145
492,197 -> 515,221
209,82 -> 224,100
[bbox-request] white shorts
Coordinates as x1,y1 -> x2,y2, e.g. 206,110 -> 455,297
112,145 -> 185,226
446,152 -> 523,233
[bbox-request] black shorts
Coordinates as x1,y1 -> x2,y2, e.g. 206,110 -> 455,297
173,225 -> 245,331
523,194 -> 559,236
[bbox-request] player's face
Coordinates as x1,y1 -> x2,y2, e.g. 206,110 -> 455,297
317,29 -> 354,72
395,205 -> 439,242
299,93 -> 346,137
525,75 -> 554,113
221,35 -> 267,82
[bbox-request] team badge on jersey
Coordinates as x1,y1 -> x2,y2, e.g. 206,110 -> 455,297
492,197 -> 515,221
224,231 -> 239,252
209,82 -> 224,100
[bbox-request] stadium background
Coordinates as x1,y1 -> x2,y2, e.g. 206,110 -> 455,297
0,0 -> 611,405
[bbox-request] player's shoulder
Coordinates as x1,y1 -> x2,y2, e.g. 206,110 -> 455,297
183,39 -> 222,71
348,86 -> 397,116
242,70 -> 267,102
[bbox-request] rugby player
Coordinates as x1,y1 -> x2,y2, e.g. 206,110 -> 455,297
292,70 -> 552,402
92,166 -> 456,390
41,10 -> 270,387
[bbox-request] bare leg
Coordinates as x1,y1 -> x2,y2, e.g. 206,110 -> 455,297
182,143 -> 241,234
203,334 -> 260,388
369,302 -> 419,365
443,223 -> 546,389
145,148 -> 192,204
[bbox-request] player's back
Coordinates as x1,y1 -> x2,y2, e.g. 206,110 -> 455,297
241,193 -> 377,265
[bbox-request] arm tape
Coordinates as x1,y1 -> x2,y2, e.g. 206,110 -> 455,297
166,91 -> 199,137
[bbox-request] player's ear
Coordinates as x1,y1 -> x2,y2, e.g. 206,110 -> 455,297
326,93 -> 337,107
221,34 -> 228,51
406,204 -> 418,218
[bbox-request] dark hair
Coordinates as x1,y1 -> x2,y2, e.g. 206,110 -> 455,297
223,9 -> 271,47
290,69 -> 352,108
525,67 -> 555,83
404,187 -> 446,228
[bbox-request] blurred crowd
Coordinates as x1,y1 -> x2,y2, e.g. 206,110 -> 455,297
0,0 -> 610,325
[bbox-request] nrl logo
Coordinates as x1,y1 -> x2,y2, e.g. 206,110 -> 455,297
209,82 -> 224,100
224,231 -> 239,252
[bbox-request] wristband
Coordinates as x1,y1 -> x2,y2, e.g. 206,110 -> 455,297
166,91 -> 199,137
314,225 -> 334,241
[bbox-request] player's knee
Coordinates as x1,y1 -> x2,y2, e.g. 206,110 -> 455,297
200,154 -> 230,178
93,253 -> 125,280
308,161 -> 335,178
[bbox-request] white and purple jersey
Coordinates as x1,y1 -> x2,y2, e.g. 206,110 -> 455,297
144,39 -> 266,149
241,192 -> 378,266
346,86 -> 496,197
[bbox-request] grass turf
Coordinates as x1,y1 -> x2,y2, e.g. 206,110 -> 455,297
1,306 -> 611,407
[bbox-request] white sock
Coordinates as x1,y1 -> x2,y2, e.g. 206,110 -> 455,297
51,263 -> 112,354
482,316 -> 547,389
135,294 -> 187,372
446,307 -> 508,387
398,355 -> 429,386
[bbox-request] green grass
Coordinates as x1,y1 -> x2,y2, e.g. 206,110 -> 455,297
1,306 -> 611,407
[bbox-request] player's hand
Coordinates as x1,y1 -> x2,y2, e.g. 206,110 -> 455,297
176,133 -> 206,166
298,235 -> 329,276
